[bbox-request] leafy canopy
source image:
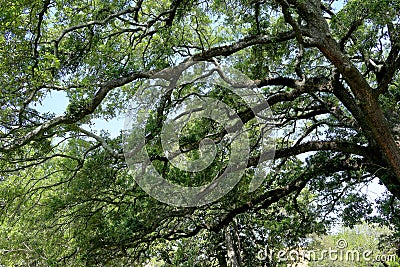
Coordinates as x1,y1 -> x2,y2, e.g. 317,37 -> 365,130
1,0 -> 400,266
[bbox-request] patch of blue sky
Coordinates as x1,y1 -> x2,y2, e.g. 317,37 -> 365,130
34,90 -> 124,138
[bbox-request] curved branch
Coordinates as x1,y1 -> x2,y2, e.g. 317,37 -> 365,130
210,156 -> 366,232
248,140 -> 372,168
73,126 -> 123,159
54,7 -> 143,44
0,71 -> 154,153
192,31 -> 296,60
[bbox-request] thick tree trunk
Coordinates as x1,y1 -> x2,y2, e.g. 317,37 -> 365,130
320,38 -> 400,199
225,222 -> 242,267
284,0 -> 400,198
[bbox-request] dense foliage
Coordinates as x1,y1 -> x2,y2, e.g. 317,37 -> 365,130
1,0 -> 400,266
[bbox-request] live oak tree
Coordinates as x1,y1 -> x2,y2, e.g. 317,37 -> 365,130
1,0 -> 400,266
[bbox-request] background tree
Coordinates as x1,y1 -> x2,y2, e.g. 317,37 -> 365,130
1,0 -> 400,266
308,222 -> 400,267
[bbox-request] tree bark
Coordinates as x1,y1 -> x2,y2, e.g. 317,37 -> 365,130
281,0 -> 400,198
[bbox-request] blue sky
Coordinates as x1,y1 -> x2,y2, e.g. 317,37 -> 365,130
36,90 -> 124,138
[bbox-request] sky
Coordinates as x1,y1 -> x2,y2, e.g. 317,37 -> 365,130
36,90 -> 124,138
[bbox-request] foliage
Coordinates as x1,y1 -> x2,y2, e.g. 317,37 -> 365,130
1,0 -> 400,266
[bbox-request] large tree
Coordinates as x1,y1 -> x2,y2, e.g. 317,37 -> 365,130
1,0 -> 400,266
